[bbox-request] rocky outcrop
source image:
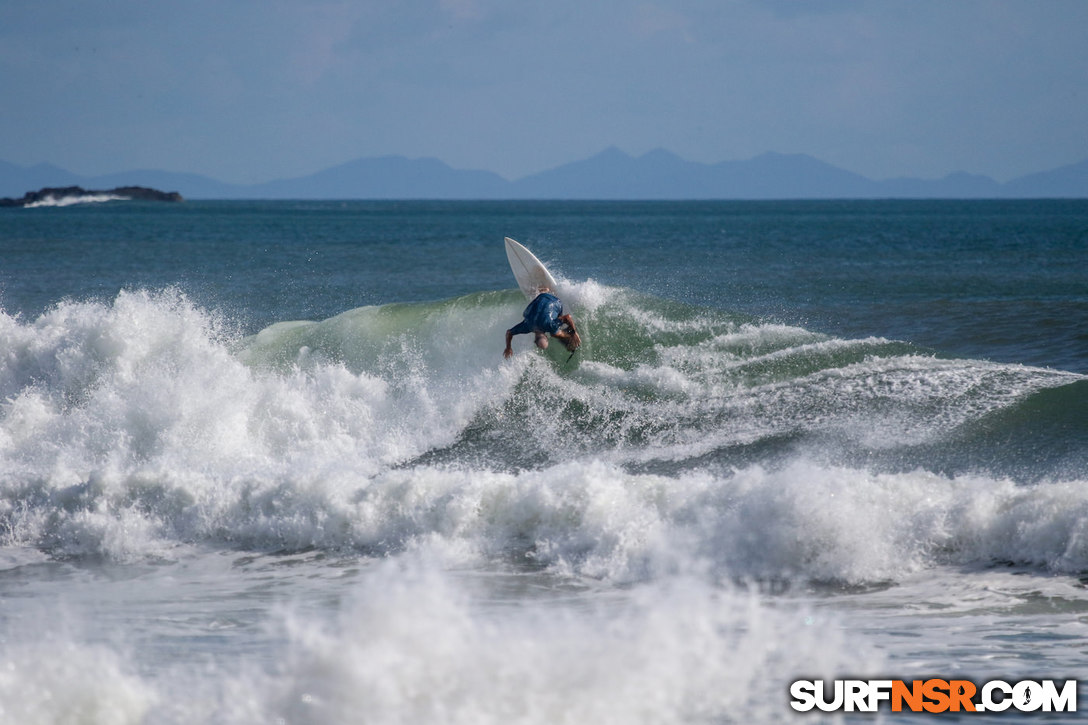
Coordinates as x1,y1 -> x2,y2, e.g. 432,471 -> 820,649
0,185 -> 184,207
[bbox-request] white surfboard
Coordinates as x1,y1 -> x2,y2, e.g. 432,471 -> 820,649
505,237 -> 558,299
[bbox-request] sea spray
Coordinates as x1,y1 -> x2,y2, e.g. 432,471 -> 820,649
2,287 -> 1085,579
257,560 -> 880,725
0,557 -> 883,725
0,629 -> 156,724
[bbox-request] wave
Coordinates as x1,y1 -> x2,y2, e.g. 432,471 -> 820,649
23,193 -> 130,208
1,286 -> 1084,579
0,558 -> 880,724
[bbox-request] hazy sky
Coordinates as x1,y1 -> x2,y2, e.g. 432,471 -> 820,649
2,1 -> 1086,184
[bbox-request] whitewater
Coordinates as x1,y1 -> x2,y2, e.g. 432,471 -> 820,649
1,199 -> 1086,723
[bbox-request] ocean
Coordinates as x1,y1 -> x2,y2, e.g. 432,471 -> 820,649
1,199 -> 1086,723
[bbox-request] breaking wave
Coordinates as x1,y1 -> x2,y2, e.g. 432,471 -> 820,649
23,193 -> 130,208
1,285 -> 1084,581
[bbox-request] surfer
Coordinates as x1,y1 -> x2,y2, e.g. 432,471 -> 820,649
503,288 -> 581,358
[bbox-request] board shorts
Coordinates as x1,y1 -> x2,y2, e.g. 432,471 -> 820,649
509,292 -> 564,336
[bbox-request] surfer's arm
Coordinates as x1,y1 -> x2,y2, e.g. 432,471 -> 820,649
504,329 -> 515,358
554,314 -> 581,352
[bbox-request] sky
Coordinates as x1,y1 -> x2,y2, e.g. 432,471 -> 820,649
1,0 -> 1086,185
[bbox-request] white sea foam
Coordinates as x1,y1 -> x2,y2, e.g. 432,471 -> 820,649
0,559 -> 882,724
23,193 -> 130,208
554,274 -> 611,313
252,561 -> 877,725
337,461 -> 1088,581
0,634 -> 155,724
1,289 -> 1084,582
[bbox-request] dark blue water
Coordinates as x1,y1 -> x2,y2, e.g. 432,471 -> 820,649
3,200 -> 1085,372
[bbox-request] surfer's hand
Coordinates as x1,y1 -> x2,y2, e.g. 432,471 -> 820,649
503,347 -> 513,359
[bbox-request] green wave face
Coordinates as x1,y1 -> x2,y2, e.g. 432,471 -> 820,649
238,283 -> 1085,480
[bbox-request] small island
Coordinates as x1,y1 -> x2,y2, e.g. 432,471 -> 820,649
0,185 -> 184,208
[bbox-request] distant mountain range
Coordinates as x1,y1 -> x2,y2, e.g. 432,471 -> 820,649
3,148 -> 1087,200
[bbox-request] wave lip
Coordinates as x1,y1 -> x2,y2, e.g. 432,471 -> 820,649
2,185 -> 182,207
24,193 -> 130,208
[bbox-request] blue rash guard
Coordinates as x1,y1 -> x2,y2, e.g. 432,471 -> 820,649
509,292 -> 564,336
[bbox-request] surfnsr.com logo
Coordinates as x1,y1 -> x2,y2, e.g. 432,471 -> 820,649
790,679 -> 1077,714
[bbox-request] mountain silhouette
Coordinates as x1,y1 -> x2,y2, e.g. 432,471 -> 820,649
3,150 -> 1086,200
